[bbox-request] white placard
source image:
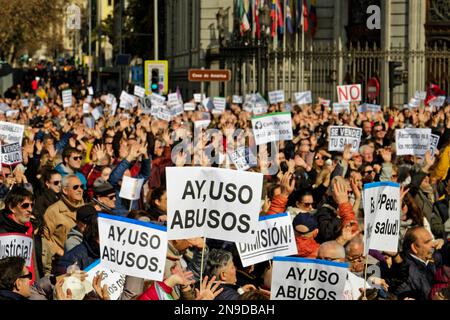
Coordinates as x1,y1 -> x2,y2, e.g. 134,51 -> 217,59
408,98 -> 420,108
84,260 -> 126,300
155,106 -> 171,122
1,142 -> 22,165
0,121 -> 24,145
5,110 -> 19,118
429,134 -> 440,156
21,99 -> 29,107
166,167 -> 263,243
119,176 -> 145,200
319,98 -> 331,107
167,93 -> 179,104
271,257 -> 348,300
359,103 -> 381,113
251,112 -> 293,145
228,146 -> 251,171
328,126 -> 362,153
98,213 -> 167,281
149,93 -> 166,106
111,100 -> 118,116
88,87 -> 94,96
91,107 -> 102,120
232,95 -> 243,104
294,91 -> 312,105
184,103 -> 196,111
62,89 -> 73,108
86,95 -> 93,103
332,102 -> 350,114
83,103 -> 90,114
133,85 -> 145,98
363,182 -> 401,255
106,94 -> 115,105
194,120 -> 211,130
268,90 -> 285,104
237,213 -> 297,267
429,96 -> 446,108
213,97 -> 226,111
336,84 -> 362,103
0,233 -> 33,267
414,91 -> 426,100
395,128 -> 431,156
169,104 -> 184,117
194,93 -> 205,103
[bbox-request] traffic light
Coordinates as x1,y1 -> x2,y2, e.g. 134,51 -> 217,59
151,68 -> 159,94
389,61 -> 403,90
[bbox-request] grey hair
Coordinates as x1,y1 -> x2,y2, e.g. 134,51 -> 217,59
345,236 -> 364,256
318,241 -> 345,259
206,249 -> 233,279
359,144 -> 374,154
62,174 -> 81,189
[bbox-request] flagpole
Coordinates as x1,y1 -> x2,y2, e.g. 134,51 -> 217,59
301,1 -> 305,91
252,0 -> 257,93
274,1 -> 278,91
283,0 -> 287,96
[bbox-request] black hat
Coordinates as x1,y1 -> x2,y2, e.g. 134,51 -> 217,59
293,213 -> 318,234
93,179 -> 115,197
76,205 -> 97,223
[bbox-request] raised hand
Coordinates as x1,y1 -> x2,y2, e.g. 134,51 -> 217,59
342,144 -> 353,162
195,275 -> 224,300
332,178 -> 349,205
380,148 -> 392,163
54,278 -> 73,300
92,273 -> 110,300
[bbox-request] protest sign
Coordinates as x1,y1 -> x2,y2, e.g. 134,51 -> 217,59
213,97 -> 226,111
86,95 -> 93,103
202,97 -> 214,111
228,146 -> 251,171
150,93 -> 166,106
98,213 -> 167,281
194,93 -> 205,103
62,89 -> 73,108
0,121 -> 25,145
84,260 -> 126,300
359,103 -> 381,113
83,103 -> 90,114
119,176 -> 145,201
363,182 -> 401,255
21,99 -> 29,107
251,112 -> 293,145
294,91 -> 312,105
429,96 -> 446,108
252,102 -> 268,115
0,233 -> 33,267
169,104 -> 184,117
332,102 -> 350,114
166,167 -> 263,243
88,86 -> 94,96
268,90 -> 285,104
194,120 -> 211,130
5,110 -> 19,118
184,103 -> 196,111
111,100 -> 118,116
106,94 -> 115,105
328,126 -> 362,153
319,98 -> 331,108
155,106 -> 171,122
336,84 -> 361,103
271,257 -> 348,300
232,95 -> 243,104
91,107 -> 102,121
429,134 -> 440,156
414,91 -> 426,100
395,128 -> 431,156
167,93 -> 179,105
237,213 -> 297,267
134,85 -> 145,98
408,98 -> 420,108
2,142 -> 22,165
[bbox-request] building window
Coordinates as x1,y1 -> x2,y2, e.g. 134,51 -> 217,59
108,0 -> 112,6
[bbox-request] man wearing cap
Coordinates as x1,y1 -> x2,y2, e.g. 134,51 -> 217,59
292,213 -> 320,258
64,205 -> 97,252
91,179 -> 116,214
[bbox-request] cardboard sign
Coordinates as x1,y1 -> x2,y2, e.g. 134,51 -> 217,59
84,260 -> 126,300
363,182 -> 401,255
294,91 -> 312,105
232,95 -> 243,104
429,134 -> 440,156
328,126 -> 362,153
134,85 -> 146,98
268,90 -> 285,104
395,128 -> 431,156
0,233 -> 33,267
237,213 -> 297,267
1,142 -> 22,165
271,257 -> 348,300
213,97 -> 226,111
251,112 -> 293,145
336,84 -> 362,103
166,167 -> 263,243
62,89 -> 73,108
228,146 -> 251,171
332,102 -> 350,114
98,213 -> 168,281
119,176 -> 145,200
184,103 -> 196,111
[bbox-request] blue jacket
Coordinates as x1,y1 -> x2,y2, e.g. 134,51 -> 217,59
108,158 -> 151,215
55,240 -> 100,276
55,163 -> 87,190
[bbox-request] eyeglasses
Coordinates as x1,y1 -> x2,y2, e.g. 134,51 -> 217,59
17,272 -> 32,280
302,202 -> 314,207
318,256 -> 342,262
314,156 -> 323,160
347,254 -> 365,262
71,156 -> 82,161
20,202 -> 33,209
71,184 -> 83,191
364,170 -> 374,174
51,180 -> 61,186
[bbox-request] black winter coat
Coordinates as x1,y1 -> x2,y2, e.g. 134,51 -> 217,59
315,201 -> 341,244
54,240 -> 100,276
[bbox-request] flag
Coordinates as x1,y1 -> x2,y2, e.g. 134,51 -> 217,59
240,0 -> 251,35
425,83 -> 446,106
309,0 -> 317,37
271,0 -> 276,37
277,0 -> 284,35
246,0 -> 253,33
286,0 -> 294,34
254,0 -> 261,39
303,0 -> 309,33
296,0 -> 302,29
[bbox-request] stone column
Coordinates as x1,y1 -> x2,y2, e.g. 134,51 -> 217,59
380,0 -> 391,107
408,0 -> 427,96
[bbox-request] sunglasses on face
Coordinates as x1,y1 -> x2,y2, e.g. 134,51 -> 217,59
71,156 -> 82,161
51,180 -> 61,186
17,272 -> 33,280
365,170 -> 374,174
71,184 -> 83,191
20,202 -> 33,210
303,202 -> 314,207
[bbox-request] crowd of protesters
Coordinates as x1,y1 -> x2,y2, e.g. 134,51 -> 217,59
0,72 -> 449,301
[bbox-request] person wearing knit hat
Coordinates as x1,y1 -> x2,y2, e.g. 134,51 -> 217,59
64,204 -> 97,252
